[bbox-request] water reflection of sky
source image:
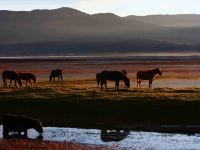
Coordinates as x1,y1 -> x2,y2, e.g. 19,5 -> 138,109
141,79 -> 200,89
1,126 -> 200,150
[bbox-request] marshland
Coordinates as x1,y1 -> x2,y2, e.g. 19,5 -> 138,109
1,56 -> 200,149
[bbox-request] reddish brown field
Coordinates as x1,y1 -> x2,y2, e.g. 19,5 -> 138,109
1,58 -> 200,89
0,139 -> 108,150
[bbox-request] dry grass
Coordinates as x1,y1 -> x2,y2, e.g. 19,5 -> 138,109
1,79 -> 200,101
1,79 -> 200,128
0,139 -> 108,150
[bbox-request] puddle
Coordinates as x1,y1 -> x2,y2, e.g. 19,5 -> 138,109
1,126 -> 200,149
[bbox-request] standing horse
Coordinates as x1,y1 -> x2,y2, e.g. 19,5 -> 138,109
2,114 -> 43,138
49,69 -> 63,82
97,71 -> 130,91
2,70 -> 22,88
18,73 -> 36,87
137,68 -> 162,88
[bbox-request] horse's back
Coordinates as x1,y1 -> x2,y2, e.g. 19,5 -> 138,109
27,73 -> 36,79
51,69 -> 62,76
100,71 -> 123,80
2,114 -> 23,131
3,114 -> 39,131
2,70 -> 16,79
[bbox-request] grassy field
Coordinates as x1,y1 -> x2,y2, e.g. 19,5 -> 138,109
1,79 -> 200,131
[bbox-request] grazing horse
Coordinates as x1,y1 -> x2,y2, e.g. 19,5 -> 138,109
97,71 -> 130,91
137,68 -> 162,88
18,73 -> 36,87
49,69 -> 63,82
2,114 -> 43,138
2,70 -> 22,88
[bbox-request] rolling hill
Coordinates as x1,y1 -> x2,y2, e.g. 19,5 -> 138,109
0,7 -> 199,56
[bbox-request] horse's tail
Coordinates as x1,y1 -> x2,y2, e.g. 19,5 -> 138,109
96,73 -> 101,86
49,72 -> 52,82
136,71 -> 142,87
136,71 -> 141,81
60,71 -> 63,81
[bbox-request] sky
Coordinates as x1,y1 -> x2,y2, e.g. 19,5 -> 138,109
0,0 -> 200,16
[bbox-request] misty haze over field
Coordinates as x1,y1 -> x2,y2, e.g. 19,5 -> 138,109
0,7 -> 200,56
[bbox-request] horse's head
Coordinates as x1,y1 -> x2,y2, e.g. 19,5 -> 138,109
156,68 -> 162,76
124,77 -> 130,88
32,119 -> 43,134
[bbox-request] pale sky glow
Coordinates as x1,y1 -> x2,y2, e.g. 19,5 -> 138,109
0,0 -> 200,16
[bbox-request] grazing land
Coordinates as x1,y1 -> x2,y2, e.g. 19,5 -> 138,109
1,57 -> 200,131
1,80 -> 200,129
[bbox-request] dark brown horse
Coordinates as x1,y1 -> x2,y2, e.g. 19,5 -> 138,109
2,114 -> 43,138
2,70 -> 22,88
49,69 -> 63,82
137,68 -> 162,88
18,73 -> 36,87
96,71 -> 130,91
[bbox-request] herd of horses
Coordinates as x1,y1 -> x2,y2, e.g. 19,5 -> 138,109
2,69 -> 63,88
1,68 -> 162,90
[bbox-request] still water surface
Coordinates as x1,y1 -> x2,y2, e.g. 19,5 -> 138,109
1,126 -> 200,150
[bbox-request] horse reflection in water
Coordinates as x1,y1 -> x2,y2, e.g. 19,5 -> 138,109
137,68 -> 162,88
101,130 -> 130,142
96,71 -> 130,91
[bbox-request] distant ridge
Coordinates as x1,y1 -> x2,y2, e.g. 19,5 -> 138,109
0,7 -> 200,56
126,14 -> 200,27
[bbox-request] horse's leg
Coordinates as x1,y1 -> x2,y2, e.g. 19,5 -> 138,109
3,78 -> 6,87
14,80 -> 17,88
137,78 -> 140,87
137,79 -> 141,87
116,81 -> 119,91
100,80 -> 103,91
105,81 -> 108,91
9,80 -> 12,87
61,75 -> 63,81
26,80 -> 28,87
3,126 -> 9,138
29,80 -> 32,86
149,80 -> 152,88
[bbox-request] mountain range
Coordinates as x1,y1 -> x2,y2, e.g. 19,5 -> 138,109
0,7 -> 200,56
